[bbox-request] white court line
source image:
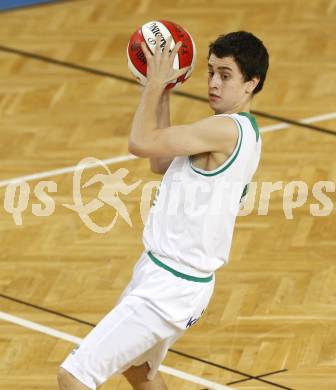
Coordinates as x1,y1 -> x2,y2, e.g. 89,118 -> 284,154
0,111 -> 335,188
0,154 -> 138,188
0,311 -> 82,344
260,111 -> 336,132
0,311 -> 234,390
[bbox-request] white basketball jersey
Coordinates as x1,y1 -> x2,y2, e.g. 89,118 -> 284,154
143,112 -> 261,278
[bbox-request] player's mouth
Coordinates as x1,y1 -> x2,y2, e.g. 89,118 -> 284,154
209,93 -> 221,101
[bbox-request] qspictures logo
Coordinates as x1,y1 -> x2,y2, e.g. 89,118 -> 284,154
63,157 -> 142,233
2,157 -> 335,233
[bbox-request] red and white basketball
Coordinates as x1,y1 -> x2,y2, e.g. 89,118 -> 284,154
127,20 -> 196,90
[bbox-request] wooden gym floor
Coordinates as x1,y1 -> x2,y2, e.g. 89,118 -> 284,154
0,0 -> 335,389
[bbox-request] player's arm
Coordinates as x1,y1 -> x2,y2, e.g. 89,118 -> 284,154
149,91 -> 174,174
128,81 -> 238,158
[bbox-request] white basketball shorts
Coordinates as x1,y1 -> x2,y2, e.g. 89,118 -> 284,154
60,250 -> 215,389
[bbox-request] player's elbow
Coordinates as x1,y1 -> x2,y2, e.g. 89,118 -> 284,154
128,140 -> 148,157
128,138 -> 162,158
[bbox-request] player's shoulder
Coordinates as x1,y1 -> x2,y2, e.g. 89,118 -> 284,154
212,112 -> 260,143
206,114 -> 241,142
196,114 -> 238,134
190,114 -> 239,153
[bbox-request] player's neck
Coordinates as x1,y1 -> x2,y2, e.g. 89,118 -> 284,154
236,100 -> 251,114
216,98 -> 252,115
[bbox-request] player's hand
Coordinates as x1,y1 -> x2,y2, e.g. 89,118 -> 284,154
140,35 -> 190,88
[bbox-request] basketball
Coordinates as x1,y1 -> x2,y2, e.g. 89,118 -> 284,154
127,20 -> 196,90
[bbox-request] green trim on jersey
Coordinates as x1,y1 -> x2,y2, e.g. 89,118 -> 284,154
152,184 -> 161,207
189,118 -> 243,177
148,251 -> 213,283
240,183 -> 249,201
238,112 -> 260,142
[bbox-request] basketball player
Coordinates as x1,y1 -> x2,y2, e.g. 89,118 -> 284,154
58,31 -> 269,390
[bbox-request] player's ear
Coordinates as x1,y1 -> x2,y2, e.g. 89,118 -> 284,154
245,76 -> 260,94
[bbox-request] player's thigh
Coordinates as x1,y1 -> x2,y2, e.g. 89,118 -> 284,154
60,296 -> 177,388
58,367 -> 91,390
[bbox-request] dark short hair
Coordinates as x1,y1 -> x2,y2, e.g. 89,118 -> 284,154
208,31 -> 269,94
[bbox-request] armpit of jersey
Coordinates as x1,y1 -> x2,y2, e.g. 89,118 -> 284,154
188,118 -> 243,177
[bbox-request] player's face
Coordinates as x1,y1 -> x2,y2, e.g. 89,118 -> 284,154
208,54 -> 251,114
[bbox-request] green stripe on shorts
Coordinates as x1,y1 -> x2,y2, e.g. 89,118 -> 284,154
147,251 -> 213,283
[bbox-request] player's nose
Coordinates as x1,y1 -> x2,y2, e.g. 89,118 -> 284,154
208,72 -> 221,89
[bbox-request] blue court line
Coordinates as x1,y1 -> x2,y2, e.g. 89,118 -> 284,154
0,0 -> 60,11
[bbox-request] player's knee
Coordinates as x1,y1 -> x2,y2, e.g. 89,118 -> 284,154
57,368 -> 68,389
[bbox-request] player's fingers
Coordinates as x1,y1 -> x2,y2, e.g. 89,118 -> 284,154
163,36 -> 173,60
154,34 -> 162,59
140,42 -> 152,62
173,65 -> 191,80
169,41 -> 182,65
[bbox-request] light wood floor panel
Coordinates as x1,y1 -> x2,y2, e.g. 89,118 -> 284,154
0,0 -> 335,119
